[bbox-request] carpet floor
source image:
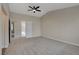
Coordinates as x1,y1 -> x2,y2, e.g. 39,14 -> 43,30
4,37 -> 79,55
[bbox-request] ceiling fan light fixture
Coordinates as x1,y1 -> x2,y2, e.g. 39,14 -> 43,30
33,10 -> 36,12
28,6 -> 41,13
33,10 -> 36,13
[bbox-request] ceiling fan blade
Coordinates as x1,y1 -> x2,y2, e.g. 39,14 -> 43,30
36,10 -> 41,12
33,6 -> 36,9
29,6 -> 33,9
28,9 -> 33,11
36,6 -> 40,9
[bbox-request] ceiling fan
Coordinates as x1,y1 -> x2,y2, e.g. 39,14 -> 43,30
28,6 -> 41,13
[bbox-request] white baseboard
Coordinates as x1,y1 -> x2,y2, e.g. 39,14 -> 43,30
13,35 -> 41,39
32,35 -> 41,38
42,35 -> 79,47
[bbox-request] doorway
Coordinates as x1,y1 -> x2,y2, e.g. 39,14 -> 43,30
21,21 -> 32,38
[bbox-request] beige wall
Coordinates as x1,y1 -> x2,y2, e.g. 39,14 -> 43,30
41,5 -> 79,46
0,4 -> 4,55
0,48 -> 2,55
0,4 -> 10,48
0,3 -> 9,54
2,4 -> 10,48
0,16 -> 4,48
10,13 -> 41,39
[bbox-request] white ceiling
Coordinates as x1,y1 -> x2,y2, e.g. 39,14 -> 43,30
9,3 -> 79,17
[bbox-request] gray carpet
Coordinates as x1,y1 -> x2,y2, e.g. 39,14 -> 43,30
4,37 -> 79,55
